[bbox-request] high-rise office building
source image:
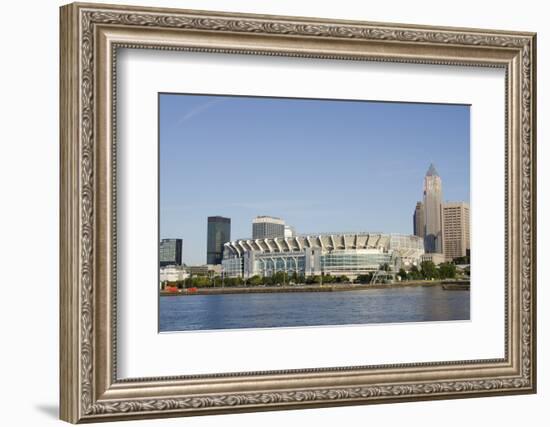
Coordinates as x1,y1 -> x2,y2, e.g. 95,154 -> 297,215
159,238 -> 183,267
423,163 -> 443,253
252,216 -> 285,239
442,202 -> 470,261
207,216 -> 231,265
413,201 -> 425,238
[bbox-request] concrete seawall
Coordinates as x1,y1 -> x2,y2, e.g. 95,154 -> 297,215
160,280 -> 470,296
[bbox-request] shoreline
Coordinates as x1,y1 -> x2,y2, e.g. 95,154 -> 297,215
160,280 -> 470,296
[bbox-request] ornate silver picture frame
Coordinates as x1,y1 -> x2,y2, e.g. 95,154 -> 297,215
60,2 -> 536,423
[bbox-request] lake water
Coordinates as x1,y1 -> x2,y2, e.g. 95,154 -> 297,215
159,285 -> 470,332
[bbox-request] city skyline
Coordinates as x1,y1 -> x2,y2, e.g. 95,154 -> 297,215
160,93 -> 470,265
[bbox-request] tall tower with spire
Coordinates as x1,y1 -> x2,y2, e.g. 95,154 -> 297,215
423,163 -> 443,253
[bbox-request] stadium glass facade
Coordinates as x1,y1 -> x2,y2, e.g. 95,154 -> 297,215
222,233 -> 424,279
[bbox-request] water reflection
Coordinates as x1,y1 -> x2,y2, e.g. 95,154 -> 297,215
159,286 -> 470,332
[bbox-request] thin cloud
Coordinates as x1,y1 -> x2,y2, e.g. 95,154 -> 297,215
176,98 -> 224,126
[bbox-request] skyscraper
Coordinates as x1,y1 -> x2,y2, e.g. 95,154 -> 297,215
423,163 -> 443,253
159,238 -> 183,267
252,216 -> 285,239
207,216 -> 231,265
442,202 -> 470,261
413,201 -> 425,238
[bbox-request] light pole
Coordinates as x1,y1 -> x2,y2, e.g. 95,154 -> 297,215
208,270 -> 214,287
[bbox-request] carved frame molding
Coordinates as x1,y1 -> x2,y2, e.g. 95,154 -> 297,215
60,2 -> 536,423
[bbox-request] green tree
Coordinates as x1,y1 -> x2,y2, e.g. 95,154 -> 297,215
312,275 -> 323,284
397,268 -> 408,281
248,275 -> 262,286
271,271 -> 288,285
336,275 -> 350,283
420,261 -> 438,279
192,276 -> 210,287
223,277 -> 239,287
438,262 -> 457,279
452,255 -> 470,265
356,273 -> 373,284
323,274 -> 334,284
305,275 -> 316,284
409,265 -> 422,280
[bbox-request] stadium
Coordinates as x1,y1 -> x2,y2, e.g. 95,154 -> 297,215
222,233 -> 424,279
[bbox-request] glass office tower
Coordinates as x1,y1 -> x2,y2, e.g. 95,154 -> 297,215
207,216 -> 231,265
159,238 -> 183,267
413,201 -> 425,238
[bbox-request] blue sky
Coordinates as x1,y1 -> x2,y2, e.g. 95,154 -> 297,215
160,93 -> 470,265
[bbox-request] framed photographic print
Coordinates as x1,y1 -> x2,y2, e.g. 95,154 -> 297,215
60,2 -> 537,423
